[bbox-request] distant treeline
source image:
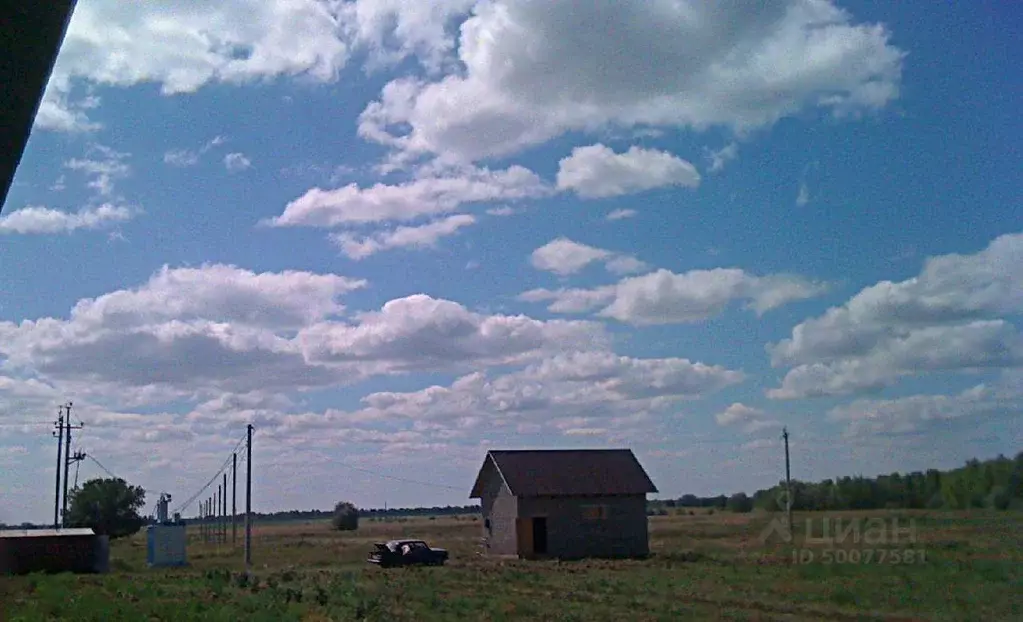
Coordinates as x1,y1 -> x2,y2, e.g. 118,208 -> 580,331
8,452 -> 1020,529
649,451 -> 1023,514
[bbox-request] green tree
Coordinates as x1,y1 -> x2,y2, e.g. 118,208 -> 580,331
66,477 -> 147,539
331,501 -> 359,531
726,492 -> 753,513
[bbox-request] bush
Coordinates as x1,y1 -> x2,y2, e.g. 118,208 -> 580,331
332,501 -> 359,531
726,493 -> 754,513
985,486 -> 1010,510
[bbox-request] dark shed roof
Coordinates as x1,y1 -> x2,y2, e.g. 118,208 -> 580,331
470,449 -> 658,498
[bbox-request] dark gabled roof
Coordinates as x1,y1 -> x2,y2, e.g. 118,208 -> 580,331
469,449 -> 657,498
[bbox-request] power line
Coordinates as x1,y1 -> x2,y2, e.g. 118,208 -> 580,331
171,432 -> 248,516
86,454 -> 122,481
172,453 -> 234,517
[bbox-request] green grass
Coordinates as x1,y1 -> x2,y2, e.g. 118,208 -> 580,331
2,510 -> 1021,621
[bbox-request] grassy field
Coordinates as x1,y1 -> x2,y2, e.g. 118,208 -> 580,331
2,510 -> 1021,621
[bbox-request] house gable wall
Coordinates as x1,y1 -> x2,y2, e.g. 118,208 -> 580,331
478,456 -> 518,556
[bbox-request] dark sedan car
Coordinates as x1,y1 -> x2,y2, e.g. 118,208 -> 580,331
366,539 -> 449,567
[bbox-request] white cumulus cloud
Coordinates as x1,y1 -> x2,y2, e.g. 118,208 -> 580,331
769,231 -> 1023,398
0,204 -> 136,234
524,267 -> 827,325
271,164 -> 547,227
36,0 -> 352,131
0,267 -> 616,403
297,294 -> 608,373
556,144 -> 700,199
357,350 -> 744,429
530,238 -> 648,277
332,214 -> 476,259
358,0 -> 905,162
828,377 -> 1023,438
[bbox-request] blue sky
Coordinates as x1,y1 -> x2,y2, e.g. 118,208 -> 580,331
1,1 -> 1020,523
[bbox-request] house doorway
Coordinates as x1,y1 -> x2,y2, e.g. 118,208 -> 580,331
532,517 -> 548,555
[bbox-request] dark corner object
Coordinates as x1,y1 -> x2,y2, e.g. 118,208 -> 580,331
0,1 -> 79,212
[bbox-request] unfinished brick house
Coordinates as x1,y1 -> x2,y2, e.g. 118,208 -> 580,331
469,449 -> 658,560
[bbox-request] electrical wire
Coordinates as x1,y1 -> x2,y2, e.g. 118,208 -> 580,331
86,454 -> 122,481
170,431 -> 249,516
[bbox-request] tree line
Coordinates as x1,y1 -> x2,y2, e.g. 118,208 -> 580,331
649,451 -> 1023,514
7,451 -> 1019,535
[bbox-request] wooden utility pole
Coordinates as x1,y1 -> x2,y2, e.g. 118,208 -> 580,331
222,485 -> 227,543
782,427 -> 793,540
222,472 -> 228,544
215,485 -> 220,544
232,452 -> 238,545
211,495 -> 215,543
53,407 -> 64,529
244,424 -> 253,570
61,403 -> 82,527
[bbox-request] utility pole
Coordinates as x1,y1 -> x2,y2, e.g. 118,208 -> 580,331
232,452 -> 237,545
222,472 -> 227,544
220,484 -> 225,544
782,427 -> 793,541
244,424 -> 253,571
213,486 -> 219,544
61,403 -> 82,527
53,407 -> 65,529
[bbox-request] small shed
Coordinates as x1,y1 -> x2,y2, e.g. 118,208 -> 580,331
470,449 -> 658,560
146,523 -> 188,568
0,528 -> 110,575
